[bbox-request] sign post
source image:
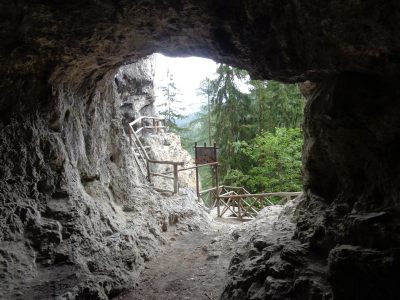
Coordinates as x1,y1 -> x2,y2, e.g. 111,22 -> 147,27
194,142 -> 219,203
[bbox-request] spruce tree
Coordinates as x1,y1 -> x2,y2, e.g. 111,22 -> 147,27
158,69 -> 185,133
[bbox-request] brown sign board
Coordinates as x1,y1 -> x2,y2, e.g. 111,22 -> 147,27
195,145 -> 217,164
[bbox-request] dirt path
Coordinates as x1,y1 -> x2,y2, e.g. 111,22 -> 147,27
118,219 -> 240,300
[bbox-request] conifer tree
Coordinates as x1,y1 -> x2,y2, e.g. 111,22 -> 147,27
209,64 -> 256,175
158,69 -> 185,133
186,64 -> 305,194
249,80 -> 304,132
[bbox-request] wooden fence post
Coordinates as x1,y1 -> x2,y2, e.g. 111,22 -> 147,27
147,162 -> 151,183
173,164 -> 179,194
217,190 -> 221,217
238,198 -> 242,219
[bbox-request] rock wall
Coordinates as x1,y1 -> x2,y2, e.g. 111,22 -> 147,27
144,132 -> 197,191
221,197 -> 332,300
1,1 -> 400,300
2,1 -> 400,118
0,58 -> 209,299
221,74 -> 400,299
300,74 -> 400,299
115,58 -> 157,123
114,55 -> 196,192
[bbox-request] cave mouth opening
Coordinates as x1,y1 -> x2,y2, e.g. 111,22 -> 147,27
1,1 -> 400,299
118,52 -> 305,207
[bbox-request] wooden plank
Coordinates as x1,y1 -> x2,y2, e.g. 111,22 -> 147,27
195,163 -> 200,199
173,164 -> 179,194
218,192 -> 301,199
131,126 -> 151,161
222,185 -> 247,191
242,199 -> 259,214
146,162 -> 151,183
160,162 -> 219,175
129,116 -> 166,127
143,126 -> 166,129
153,187 -> 174,193
150,173 -> 174,180
199,186 -> 222,195
219,198 -> 237,217
148,159 -> 184,165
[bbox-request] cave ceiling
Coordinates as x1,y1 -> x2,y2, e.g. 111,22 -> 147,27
1,0 -> 400,115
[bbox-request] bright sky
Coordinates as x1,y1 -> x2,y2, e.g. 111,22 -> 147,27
154,53 -> 218,115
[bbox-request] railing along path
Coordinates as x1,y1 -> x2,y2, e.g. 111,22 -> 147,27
129,116 -> 184,193
128,116 -> 301,218
199,185 -> 301,219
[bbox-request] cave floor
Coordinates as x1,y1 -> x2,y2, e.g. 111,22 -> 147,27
117,217 -> 241,300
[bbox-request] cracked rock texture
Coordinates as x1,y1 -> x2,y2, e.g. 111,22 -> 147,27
0,58 -> 210,299
2,1 -> 400,116
222,197 -> 331,300
144,132 -> 197,191
222,75 -> 400,300
1,1 -> 400,300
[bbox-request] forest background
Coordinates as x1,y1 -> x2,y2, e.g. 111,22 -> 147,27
157,63 -> 305,196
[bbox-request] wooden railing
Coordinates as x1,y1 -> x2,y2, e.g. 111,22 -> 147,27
198,186 -> 220,210
129,116 -> 166,135
128,116 -> 184,194
199,185 -> 301,219
127,116 -> 302,206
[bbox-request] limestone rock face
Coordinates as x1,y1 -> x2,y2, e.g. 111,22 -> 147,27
115,57 -> 157,124
1,1 -> 400,300
1,1 -> 400,116
0,58 -> 210,299
299,74 -> 400,299
222,75 -> 400,299
144,132 -> 197,191
222,196 -> 332,300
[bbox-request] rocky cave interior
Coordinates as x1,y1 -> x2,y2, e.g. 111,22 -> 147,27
1,1 -> 400,299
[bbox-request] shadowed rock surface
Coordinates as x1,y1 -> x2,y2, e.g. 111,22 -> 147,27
2,1 -> 400,116
222,197 -> 331,300
0,58 -> 211,299
1,1 -> 400,299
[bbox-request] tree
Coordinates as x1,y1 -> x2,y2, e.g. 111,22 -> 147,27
197,78 -> 214,145
181,64 -> 305,194
158,69 -> 185,133
209,64 -> 257,175
249,80 -> 304,132
224,128 -> 303,194
250,80 -> 268,134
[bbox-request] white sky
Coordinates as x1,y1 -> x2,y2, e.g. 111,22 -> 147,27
154,53 -> 218,115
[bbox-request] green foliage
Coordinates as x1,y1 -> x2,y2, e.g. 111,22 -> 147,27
158,70 -> 185,133
199,167 -> 213,191
249,80 -> 305,133
224,128 -> 303,193
179,63 -> 305,194
179,108 -> 214,189
197,78 -> 214,145
209,65 -> 257,174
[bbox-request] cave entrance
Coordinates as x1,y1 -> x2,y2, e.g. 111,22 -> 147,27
131,54 -> 305,216
115,53 -> 307,300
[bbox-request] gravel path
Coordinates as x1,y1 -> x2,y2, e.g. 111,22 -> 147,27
117,218 -> 241,300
